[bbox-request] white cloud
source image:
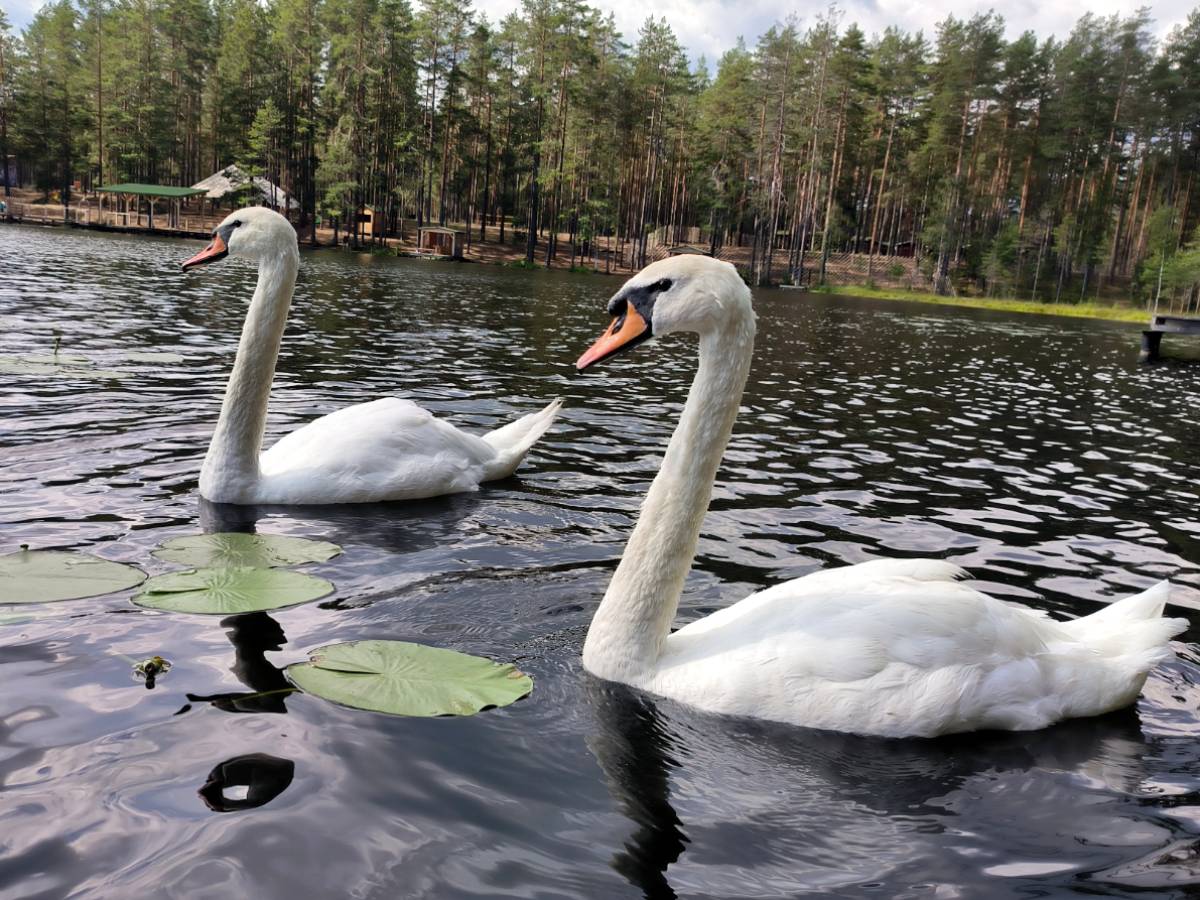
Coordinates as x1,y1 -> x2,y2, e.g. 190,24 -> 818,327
474,0 -> 1191,67
6,0 -> 1192,62
2,0 -> 49,28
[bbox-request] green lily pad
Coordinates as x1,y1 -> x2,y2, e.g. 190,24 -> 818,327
20,353 -> 90,365
0,359 -> 58,375
133,566 -> 334,614
151,533 -> 342,569
285,640 -> 533,717
0,357 -> 123,379
117,351 -> 186,364
0,548 -> 147,604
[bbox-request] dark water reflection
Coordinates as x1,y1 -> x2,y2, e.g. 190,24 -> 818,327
2,223 -> 1200,898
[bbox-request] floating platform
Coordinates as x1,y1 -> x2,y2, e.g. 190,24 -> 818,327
1140,314 -> 1200,362
71,221 -> 211,240
395,249 -> 459,261
3,204 -> 211,240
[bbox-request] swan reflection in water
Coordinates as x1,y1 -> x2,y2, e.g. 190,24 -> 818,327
585,680 -> 688,898
187,612 -> 293,714
583,676 -> 1180,897
199,492 -> 484,557
199,752 -> 295,812
191,496 -> 495,714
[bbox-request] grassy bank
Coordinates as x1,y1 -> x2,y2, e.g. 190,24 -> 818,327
809,283 -> 1150,325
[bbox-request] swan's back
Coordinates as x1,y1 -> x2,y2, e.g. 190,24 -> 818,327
651,560 -> 1186,737
257,397 -> 495,503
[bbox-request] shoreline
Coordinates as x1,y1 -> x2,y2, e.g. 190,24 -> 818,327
3,215 -> 1152,325
808,284 -> 1150,325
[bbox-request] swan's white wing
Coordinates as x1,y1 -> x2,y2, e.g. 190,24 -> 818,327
674,558 -> 976,639
651,559 -> 1159,736
256,397 -> 495,503
668,566 -> 1063,679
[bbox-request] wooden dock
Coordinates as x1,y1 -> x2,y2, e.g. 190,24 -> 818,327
2,200 -> 214,239
1140,314 -> 1200,362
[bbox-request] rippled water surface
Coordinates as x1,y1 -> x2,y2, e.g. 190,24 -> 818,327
3,223 -> 1200,899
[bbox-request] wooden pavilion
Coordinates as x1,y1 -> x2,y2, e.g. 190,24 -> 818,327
96,183 -> 207,230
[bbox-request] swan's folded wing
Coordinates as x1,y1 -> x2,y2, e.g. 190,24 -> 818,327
669,578 -> 1056,678
671,557 -> 972,640
257,397 -> 496,503
658,581 -> 1078,733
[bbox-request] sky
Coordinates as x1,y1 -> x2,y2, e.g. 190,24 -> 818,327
3,0 -> 1193,67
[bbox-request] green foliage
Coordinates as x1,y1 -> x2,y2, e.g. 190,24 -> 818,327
242,98 -> 284,179
285,639 -> 533,716
2,1 -> 1199,293
151,532 -> 342,568
812,283 -> 1149,323
133,565 -> 334,614
0,548 -> 146,603
982,223 -> 1019,296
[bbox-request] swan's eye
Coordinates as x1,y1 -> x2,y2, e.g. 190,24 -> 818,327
651,279 -> 672,293
231,220 -> 242,228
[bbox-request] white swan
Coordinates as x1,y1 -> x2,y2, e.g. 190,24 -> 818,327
181,207 -> 561,504
576,255 -> 1187,737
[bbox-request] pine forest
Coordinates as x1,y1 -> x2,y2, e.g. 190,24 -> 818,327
2,1 -> 1200,308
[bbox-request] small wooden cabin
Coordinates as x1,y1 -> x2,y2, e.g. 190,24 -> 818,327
417,226 -> 463,259
358,206 -> 378,239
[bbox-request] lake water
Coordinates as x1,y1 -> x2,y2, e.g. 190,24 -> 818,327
3,222 -> 1200,899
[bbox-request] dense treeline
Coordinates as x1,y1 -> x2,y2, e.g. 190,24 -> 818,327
2,2 -> 1200,306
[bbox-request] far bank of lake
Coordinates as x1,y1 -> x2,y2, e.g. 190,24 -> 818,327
2,212 -> 1156,326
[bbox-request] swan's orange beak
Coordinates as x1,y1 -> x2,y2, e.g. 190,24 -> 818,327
181,233 -> 228,271
576,305 -> 651,371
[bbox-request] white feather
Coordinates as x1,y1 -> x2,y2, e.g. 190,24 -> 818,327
192,207 -> 561,504
581,255 -> 1186,737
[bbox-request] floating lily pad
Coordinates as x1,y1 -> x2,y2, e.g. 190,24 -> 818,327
133,566 -> 333,614
285,640 -> 533,717
0,548 -> 147,604
117,351 -> 186,364
0,359 -> 58,375
152,533 -> 342,569
20,353 -> 90,365
0,357 -> 123,379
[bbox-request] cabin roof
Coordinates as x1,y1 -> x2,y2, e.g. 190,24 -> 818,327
418,226 -> 461,235
97,183 -> 207,198
191,165 -> 299,209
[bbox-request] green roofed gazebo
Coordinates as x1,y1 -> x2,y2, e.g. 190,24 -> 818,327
96,183 -> 206,230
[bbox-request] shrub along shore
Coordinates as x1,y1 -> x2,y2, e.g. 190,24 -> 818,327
2,208 -> 1153,325
808,285 -> 1151,324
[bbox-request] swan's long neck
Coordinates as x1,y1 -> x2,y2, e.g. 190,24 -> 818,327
583,306 -> 756,682
199,249 -> 298,498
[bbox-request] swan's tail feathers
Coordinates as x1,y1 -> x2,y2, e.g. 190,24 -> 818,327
481,398 -> 563,481
1063,581 -> 1188,658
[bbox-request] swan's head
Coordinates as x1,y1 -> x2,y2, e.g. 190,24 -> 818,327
181,207 -> 297,270
577,255 -> 752,370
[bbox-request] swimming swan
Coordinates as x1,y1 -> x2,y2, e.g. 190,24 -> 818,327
576,254 -> 1186,737
182,207 -> 561,504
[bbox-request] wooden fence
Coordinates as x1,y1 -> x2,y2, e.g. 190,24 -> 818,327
792,251 -> 919,288
3,200 -> 214,235
633,239 -> 920,289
